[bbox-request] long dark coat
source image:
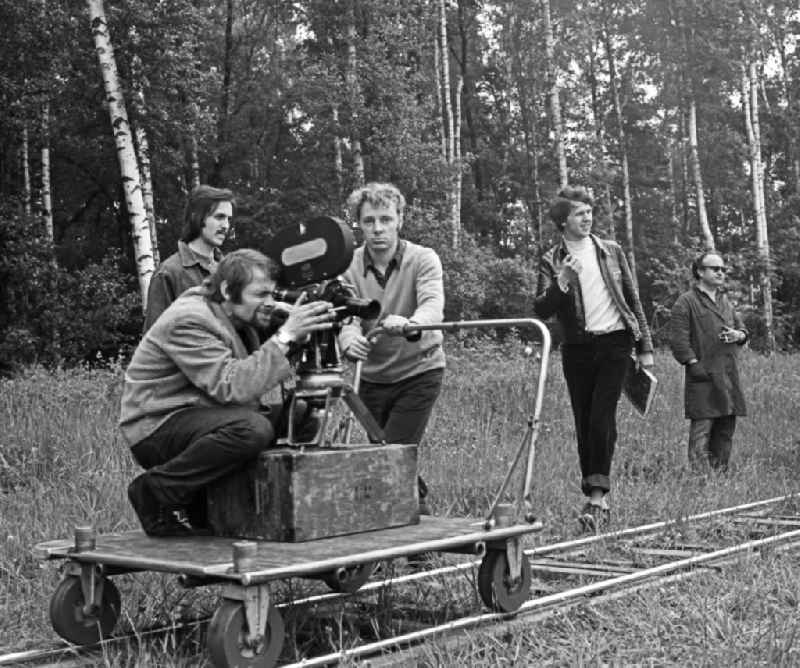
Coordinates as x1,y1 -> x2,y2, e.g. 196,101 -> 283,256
668,286 -> 748,419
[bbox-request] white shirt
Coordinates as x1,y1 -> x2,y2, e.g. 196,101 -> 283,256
564,237 -> 625,333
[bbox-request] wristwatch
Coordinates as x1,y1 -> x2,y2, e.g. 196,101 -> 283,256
274,329 -> 294,348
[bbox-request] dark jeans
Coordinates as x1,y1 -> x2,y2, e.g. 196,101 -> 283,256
561,331 -> 633,497
131,406 -> 277,509
359,368 -> 444,445
359,368 -> 444,500
688,416 -> 736,471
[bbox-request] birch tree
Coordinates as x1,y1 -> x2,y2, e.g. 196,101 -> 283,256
540,0 -> 568,188
345,1 -> 365,186
686,97 -> 714,249
438,0 -> 462,248
131,54 -> 159,266
40,101 -> 53,245
87,0 -> 154,307
742,58 -> 775,351
510,13 -> 544,254
21,125 -> 32,217
601,15 -> 637,286
332,104 -> 344,199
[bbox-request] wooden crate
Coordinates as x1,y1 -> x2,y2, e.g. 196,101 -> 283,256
206,443 -> 419,542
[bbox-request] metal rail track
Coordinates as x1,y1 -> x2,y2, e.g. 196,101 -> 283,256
4,493 -> 800,667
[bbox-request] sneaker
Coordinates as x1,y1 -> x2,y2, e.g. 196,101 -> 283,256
578,502 -> 610,534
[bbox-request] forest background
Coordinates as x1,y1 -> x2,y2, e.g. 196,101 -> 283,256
2,0 -> 800,371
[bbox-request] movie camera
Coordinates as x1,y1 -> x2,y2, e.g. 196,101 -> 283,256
265,216 -> 385,446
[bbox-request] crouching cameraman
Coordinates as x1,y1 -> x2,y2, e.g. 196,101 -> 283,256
120,249 -> 336,537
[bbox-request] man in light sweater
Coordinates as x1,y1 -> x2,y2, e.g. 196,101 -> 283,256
533,186 -> 653,532
339,182 -> 445,513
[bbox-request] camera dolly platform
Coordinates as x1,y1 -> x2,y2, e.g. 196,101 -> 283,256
35,512 -> 543,667
34,216 -> 554,668
34,316 -> 552,667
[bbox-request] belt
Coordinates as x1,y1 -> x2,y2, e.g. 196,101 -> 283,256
585,329 -> 628,339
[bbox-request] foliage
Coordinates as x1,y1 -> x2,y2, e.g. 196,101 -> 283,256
0,204 -> 141,372
2,0 -> 800,363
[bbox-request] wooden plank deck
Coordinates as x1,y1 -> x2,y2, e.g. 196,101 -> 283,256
35,517 -> 542,584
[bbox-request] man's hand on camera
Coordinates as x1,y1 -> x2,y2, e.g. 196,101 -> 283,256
278,298 -> 336,342
380,314 -> 410,336
344,335 -> 372,361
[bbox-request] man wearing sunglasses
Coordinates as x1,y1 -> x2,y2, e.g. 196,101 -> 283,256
668,250 -> 748,472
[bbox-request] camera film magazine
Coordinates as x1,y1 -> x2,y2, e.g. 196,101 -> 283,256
623,357 -> 658,417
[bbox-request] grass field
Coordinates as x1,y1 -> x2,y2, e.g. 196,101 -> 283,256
2,342 -> 800,665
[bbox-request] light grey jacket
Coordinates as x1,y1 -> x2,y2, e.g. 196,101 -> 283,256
120,288 -> 291,445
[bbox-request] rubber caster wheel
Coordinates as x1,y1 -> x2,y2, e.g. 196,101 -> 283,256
477,549 -> 531,612
207,600 -> 284,668
321,561 -> 376,593
49,574 -> 121,645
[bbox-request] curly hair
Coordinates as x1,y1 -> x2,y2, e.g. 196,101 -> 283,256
346,182 -> 406,222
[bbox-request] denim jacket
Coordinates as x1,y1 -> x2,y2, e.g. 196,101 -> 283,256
533,235 -> 653,354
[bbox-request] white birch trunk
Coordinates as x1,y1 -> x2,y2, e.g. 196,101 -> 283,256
452,75 -> 464,249
439,0 -> 454,164
346,6 -> 365,187
131,55 -> 159,266
743,61 -> 775,351
439,0 -> 460,248
41,101 -> 54,245
434,35 -> 447,159
541,0 -> 567,188
603,30 -> 636,287
87,0 -> 154,308
668,139 -> 680,244
332,104 -> 343,198
188,102 -> 201,189
22,125 -> 32,216
687,97 -> 714,249
189,135 -> 201,190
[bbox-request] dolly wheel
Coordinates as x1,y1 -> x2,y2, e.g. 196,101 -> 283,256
207,600 -> 284,668
477,549 -> 532,613
321,561 -> 376,593
49,574 -> 121,645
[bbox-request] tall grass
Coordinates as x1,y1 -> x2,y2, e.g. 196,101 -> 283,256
2,345 -> 800,664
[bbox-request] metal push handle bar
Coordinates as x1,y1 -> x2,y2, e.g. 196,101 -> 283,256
355,318 -> 552,528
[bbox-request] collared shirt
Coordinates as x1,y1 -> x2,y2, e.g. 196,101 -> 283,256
177,240 -> 222,274
362,240 -> 407,288
143,241 -> 224,332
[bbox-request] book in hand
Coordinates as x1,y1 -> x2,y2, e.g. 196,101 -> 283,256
623,358 -> 658,417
